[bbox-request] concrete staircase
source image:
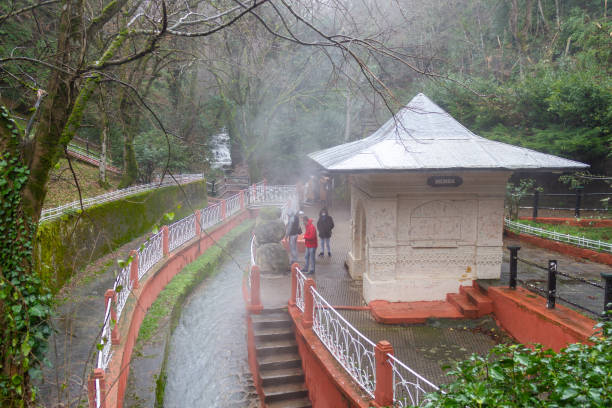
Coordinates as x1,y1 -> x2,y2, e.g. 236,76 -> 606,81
446,284 -> 493,318
252,310 -> 312,408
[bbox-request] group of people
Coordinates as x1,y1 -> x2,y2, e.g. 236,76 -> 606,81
297,174 -> 332,208
286,208 -> 335,274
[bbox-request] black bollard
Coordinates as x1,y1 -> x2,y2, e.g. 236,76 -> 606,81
602,272 -> 612,318
532,190 -> 539,219
211,180 -> 216,196
574,187 -> 583,218
508,246 -> 520,289
547,260 -> 557,309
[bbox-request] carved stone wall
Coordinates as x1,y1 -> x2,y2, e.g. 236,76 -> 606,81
350,171 -> 511,302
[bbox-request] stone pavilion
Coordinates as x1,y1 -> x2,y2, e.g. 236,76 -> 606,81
308,93 -> 588,302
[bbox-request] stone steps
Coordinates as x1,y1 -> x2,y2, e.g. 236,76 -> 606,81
460,286 -> 493,316
446,293 -> 479,318
253,309 -> 312,408
447,285 -> 494,318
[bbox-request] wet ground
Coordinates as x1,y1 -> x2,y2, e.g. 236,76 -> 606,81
163,239 -> 258,408
277,205 -> 511,385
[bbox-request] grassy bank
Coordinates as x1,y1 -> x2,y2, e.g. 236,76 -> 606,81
516,219 -> 612,243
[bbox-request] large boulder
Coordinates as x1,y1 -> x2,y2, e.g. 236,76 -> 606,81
256,243 -> 289,275
258,206 -> 281,220
254,218 -> 285,244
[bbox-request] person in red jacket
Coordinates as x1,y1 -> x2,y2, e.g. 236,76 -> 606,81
303,216 -> 318,274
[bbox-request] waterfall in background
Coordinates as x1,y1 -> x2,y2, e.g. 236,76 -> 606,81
210,131 -> 232,169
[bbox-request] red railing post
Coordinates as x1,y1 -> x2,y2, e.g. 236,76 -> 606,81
240,190 -> 245,210
303,278 -> 316,329
129,250 -> 139,290
195,210 -> 201,235
87,368 -> 106,408
263,178 -> 267,201
104,289 -> 120,345
289,263 -> 299,307
374,340 -> 395,407
162,225 -> 169,256
249,265 -> 263,314
221,199 -> 227,220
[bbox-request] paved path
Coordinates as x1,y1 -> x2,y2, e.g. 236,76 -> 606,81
493,236 -> 609,317
261,203 -> 609,386
36,234 -> 149,407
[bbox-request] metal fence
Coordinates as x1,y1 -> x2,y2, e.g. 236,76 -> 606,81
506,246 -> 608,316
168,214 -> 196,252
226,192 -> 242,217
41,174 -> 204,222
138,231 -> 164,280
92,180 -> 286,408
389,354 -> 439,407
114,264 -> 132,322
310,286 -> 377,397
519,190 -> 612,217
295,266 -> 307,312
504,218 -> 612,254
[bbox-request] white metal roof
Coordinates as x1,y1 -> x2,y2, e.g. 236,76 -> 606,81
308,93 -> 589,173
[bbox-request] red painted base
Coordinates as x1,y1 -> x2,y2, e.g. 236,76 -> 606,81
485,286 -> 596,351
369,300 -> 463,324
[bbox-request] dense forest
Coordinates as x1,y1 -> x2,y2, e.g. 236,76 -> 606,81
0,1 -> 610,404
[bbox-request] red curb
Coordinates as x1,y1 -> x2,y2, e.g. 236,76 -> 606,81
369,300 -> 463,324
485,286 -> 596,351
504,229 -> 612,266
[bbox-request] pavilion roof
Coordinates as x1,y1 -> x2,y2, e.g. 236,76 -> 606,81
308,93 -> 588,173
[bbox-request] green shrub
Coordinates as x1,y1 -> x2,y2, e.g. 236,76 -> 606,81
423,318 -> 612,407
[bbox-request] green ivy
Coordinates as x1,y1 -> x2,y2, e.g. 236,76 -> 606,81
0,106 -> 52,407
423,317 -> 612,407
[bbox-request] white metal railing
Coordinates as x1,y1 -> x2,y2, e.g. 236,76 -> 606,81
40,174 -> 204,222
138,231 -> 164,280
168,214 -> 196,251
114,264 -> 132,322
295,266 -> 307,312
504,218 -> 612,253
91,182 -> 294,408
249,235 -> 256,289
389,354 -> 440,407
265,185 -> 297,204
201,202 -> 222,230
310,286 -> 377,398
97,299 -> 113,371
226,192 -> 241,217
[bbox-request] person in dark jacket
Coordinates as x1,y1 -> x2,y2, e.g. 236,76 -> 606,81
303,216 -> 317,274
286,210 -> 303,264
316,208 -> 334,257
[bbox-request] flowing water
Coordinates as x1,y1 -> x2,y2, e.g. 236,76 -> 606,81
210,131 -> 232,169
164,239 -> 258,408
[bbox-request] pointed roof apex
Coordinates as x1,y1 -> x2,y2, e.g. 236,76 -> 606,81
308,93 -> 588,173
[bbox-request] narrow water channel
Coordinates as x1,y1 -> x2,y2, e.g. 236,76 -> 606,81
164,239 -> 258,408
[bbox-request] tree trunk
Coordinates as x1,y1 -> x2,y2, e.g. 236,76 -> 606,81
100,120 -> 108,184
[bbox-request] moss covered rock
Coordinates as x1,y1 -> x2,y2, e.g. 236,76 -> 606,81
257,206 -> 281,220
256,243 -> 289,275
254,219 -> 285,244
